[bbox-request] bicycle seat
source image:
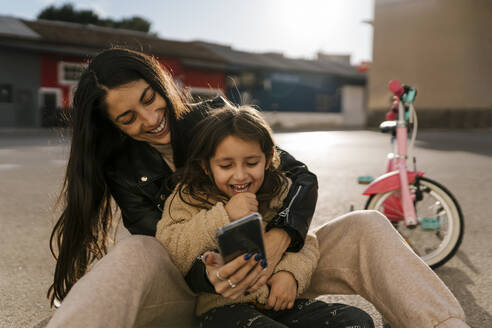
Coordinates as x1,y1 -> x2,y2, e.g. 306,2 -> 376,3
379,120 -> 397,133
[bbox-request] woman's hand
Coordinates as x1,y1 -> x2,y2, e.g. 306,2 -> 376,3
247,228 -> 291,293
265,271 -> 297,311
224,193 -> 258,221
202,251 -> 264,300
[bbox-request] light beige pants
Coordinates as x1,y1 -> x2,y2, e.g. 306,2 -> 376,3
46,210 -> 468,328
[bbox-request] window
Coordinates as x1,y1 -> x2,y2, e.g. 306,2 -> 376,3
59,62 -> 86,84
0,84 -> 13,103
39,88 -> 63,127
39,87 -> 62,108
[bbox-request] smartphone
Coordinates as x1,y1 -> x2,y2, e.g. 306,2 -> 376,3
215,212 -> 265,263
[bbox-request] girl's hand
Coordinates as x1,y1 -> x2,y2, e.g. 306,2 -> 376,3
247,228 -> 291,293
202,251 -> 264,300
266,271 -> 297,311
224,192 -> 258,221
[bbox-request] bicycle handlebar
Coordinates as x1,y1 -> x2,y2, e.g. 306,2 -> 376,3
385,80 -> 418,122
388,80 -> 418,104
388,80 -> 405,97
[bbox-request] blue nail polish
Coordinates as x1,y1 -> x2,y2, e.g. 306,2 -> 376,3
244,253 -> 253,260
254,253 -> 263,261
261,259 -> 268,268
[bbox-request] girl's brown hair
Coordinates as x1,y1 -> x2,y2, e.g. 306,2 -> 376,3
172,105 -> 288,215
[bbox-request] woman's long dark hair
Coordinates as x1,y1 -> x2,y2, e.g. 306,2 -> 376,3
48,48 -> 189,306
172,105 -> 288,217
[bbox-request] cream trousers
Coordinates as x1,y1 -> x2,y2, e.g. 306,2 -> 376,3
46,210 -> 468,328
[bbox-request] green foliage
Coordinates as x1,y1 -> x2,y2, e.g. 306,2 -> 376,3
37,3 -> 151,33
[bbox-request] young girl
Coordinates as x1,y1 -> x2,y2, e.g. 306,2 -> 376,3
156,105 -> 374,327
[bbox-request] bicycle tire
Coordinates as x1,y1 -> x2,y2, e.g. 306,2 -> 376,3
365,176 -> 464,269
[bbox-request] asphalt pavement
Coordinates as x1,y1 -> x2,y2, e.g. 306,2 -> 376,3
1,128 -> 491,327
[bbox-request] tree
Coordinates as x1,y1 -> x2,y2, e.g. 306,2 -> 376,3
37,3 -> 151,33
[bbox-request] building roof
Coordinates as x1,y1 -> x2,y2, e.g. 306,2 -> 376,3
0,16 -> 365,79
0,16 -> 40,39
0,17 -> 225,67
23,19 -> 225,63
196,41 -> 365,79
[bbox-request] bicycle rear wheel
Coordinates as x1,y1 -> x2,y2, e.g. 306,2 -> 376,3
365,176 -> 464,269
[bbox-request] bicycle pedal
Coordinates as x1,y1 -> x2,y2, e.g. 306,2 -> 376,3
419,217 -> 440,230
357,176 -> 374,184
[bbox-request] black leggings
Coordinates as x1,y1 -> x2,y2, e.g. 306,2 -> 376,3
200,299 -> 375,328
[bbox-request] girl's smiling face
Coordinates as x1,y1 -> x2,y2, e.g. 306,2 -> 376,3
105,79 -> 171,145
208,135 -> 269,198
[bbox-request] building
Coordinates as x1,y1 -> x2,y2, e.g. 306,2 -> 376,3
198,42 -> 366,128
1,16 -> 366,129
0,16 -> 226,127
368,0 -> 492,128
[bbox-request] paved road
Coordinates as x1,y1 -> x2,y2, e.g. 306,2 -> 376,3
1,129 -> 491,327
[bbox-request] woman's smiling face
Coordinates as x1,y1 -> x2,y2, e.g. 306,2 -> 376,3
105,79 -> 171,145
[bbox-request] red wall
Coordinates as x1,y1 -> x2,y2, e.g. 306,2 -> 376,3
183,68 -> 225,90
39,53 -> 225,108
40,53 -> 87,107
157,57 -> 225,91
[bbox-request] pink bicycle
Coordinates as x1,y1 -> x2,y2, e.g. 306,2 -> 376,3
359,81 -> 464,269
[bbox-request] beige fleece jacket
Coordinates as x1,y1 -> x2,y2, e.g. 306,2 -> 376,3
156,180 -> 319,316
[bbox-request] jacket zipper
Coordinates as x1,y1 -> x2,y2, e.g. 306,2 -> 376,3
277,185 -> 302,220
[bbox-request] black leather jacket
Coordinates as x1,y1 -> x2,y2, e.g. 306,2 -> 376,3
105,97 -> 318,293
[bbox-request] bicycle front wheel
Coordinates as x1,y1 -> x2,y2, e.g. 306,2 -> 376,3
365,176 -> 464,269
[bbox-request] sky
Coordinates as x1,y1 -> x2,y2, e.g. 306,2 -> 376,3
1,0 -> 374,65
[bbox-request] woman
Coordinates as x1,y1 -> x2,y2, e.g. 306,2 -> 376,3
47,47 -> 317,327
46,48 -> 468,328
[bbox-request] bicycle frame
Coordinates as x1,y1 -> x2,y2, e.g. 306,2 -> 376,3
362,81 -> 419,227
